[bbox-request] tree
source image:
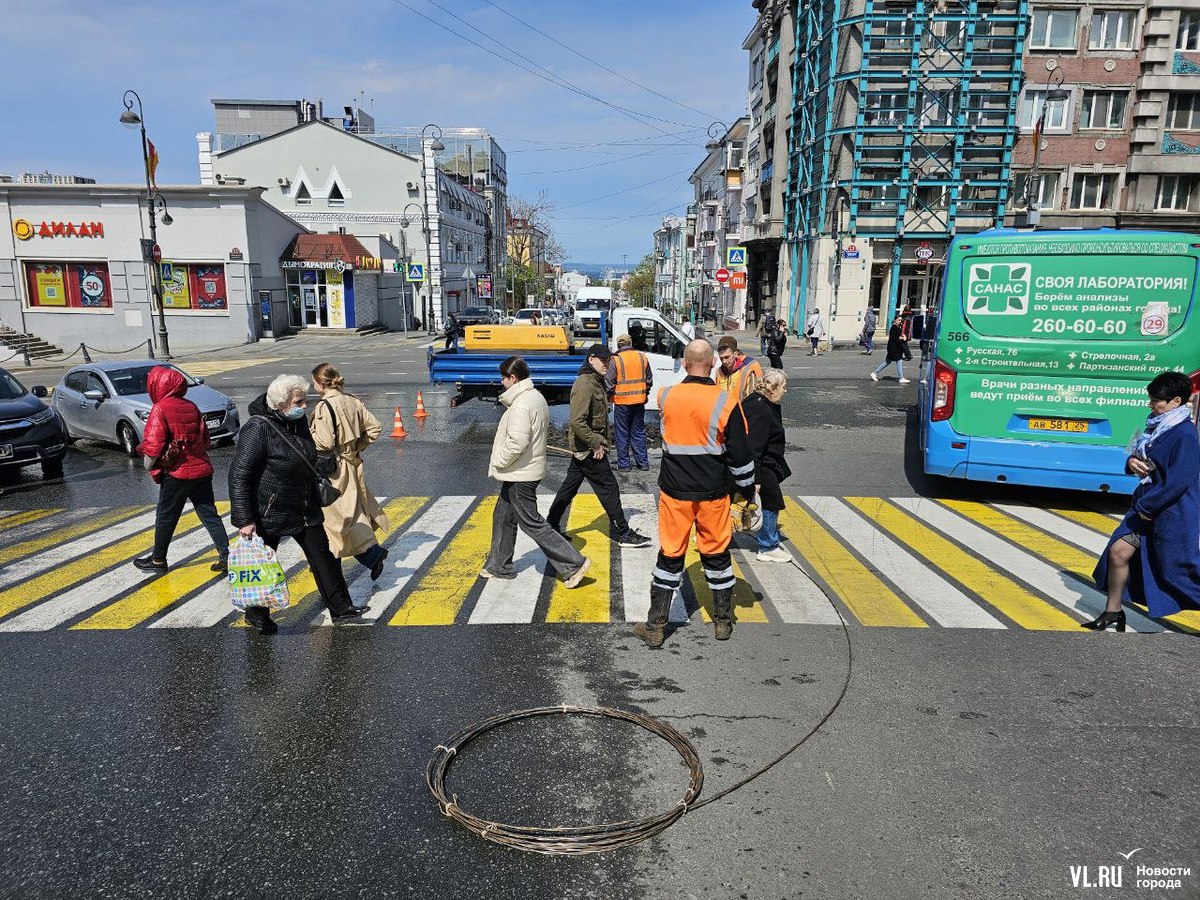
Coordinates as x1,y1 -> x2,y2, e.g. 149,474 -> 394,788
506,191 -> 556,269
625,252 -> 656,308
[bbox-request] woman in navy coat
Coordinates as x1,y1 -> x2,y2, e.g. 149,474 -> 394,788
1090,371 -> 1200,630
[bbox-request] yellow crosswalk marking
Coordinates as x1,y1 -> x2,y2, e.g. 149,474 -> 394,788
690,544 -> 769,623
0,507 -> 148,568
389,497 -> 496,626
1045,507 -> 1122,536
546,495 -> 611,623
939,500 -> 1097,581
0,510 -> 211,621
179,358 -> 285,379
780,498 -> 925,627
71,513 -> 232,630
848,498 -> 1080,630
268,497 -> 429,622
0,509 -> 62,533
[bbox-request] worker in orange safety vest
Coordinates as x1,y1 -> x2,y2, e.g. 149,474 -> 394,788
715,336 -> 764,400
606,333 -> 653,471
633,339 -> 756,648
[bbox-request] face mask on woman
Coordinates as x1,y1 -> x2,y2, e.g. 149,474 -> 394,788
283,406 -> 306,421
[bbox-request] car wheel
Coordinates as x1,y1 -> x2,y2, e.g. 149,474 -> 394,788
41,458 -> 65,480
118,421 -> 140,457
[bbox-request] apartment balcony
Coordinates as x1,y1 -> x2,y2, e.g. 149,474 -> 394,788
767,35 -> 781,65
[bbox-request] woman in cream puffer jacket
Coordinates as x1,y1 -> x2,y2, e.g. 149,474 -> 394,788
488,370 -> 548,481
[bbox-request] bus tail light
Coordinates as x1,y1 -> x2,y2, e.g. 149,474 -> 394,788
1189,369 -> 1200,398
931,359 -> 957,422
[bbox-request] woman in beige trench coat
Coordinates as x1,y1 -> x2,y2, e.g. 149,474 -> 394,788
309,363 -> 391,580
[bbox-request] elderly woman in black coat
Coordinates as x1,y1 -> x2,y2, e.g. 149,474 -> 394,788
742,368 -> 792,562
228,374 -> 365,633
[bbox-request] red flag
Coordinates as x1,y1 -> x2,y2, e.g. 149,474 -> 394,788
146,139 -> 160,190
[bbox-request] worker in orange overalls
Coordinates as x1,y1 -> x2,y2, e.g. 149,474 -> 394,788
633,339 -> 756,648
716,336 -> 764,400
606,333 -> 653,472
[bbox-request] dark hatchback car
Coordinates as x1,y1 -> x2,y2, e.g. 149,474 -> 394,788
455,305 -> 500,334
0,367 -> 68,479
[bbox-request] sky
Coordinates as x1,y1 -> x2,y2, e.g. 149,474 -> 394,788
0,0 -> 756,264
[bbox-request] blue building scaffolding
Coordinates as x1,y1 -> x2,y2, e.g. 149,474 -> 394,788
786,0 -> 1029,331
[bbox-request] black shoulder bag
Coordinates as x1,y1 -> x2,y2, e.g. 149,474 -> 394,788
257,416 -> 342,507
315,399 -> 340,478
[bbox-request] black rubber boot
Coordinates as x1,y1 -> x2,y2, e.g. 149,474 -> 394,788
633,586 -> 673,648
712,588 -> 734,641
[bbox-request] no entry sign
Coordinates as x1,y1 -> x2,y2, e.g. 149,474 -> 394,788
715,268 -> 731,284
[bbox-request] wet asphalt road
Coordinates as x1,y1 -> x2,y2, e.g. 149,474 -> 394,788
0,335 -> 1195,899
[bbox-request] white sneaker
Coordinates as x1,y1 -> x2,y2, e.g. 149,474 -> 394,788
564,557 -> 592,589
756,547 -> 793,563
869,372 -> 879,381
899,378 -> 912,384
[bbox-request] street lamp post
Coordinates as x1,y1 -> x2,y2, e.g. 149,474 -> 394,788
400,201 -> 426,333
121,89 -> 173,358
1019,70 -> 1069,228
421,124 -> 445,335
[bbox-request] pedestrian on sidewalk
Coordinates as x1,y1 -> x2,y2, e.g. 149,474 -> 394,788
607,334 -> 653,472
681,318 -> 696,341
229,375 -> 366,633
804,308 -> 826,356
1089,371 -> 1200,631
716,336 -> 764,400
444,313 -> 460,351
743,369 -> 792,562
309,363 -> 391,581
548,345 -> 651,548
633,339 -> 756,648
766,319 -> 786,369
756,311 -> 773,356
869,317 -> 912,384
482,357 -> 591,587
133,366 -> 230,574
860,306 -> 878,355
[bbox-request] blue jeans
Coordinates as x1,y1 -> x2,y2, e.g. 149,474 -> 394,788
756,509 -> 781,551
613,403 -> 649,469
863,333 -> 875,352
872,359 -> 905,379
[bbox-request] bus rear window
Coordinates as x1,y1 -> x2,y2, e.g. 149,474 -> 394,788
960,254 -> 1195,340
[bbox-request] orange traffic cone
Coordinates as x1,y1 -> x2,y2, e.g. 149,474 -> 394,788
390,405 -> 408,439
414,391 -> 429,419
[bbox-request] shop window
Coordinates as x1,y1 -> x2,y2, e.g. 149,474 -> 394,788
1156,175 -> 1195,210
162,263 -> 229,310
1080,91 -> 1128,129
1179,12 -> 1200,51
1089,10 -> 1136,50
1068,172 -> 1119,209
24,261 -> 112,309
1030,8 -> 1078,49
1018,89 -> 1072,132
1167,93 -> 1200,130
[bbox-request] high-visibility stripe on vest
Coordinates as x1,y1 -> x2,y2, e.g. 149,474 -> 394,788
612,349 -> 650,405
658,382 -> 738,457
717,357 -> 763,400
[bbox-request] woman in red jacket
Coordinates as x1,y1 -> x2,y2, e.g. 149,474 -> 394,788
133,366 -> 230,573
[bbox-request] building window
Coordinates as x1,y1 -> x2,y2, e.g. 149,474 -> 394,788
1013,172 -> 1062,208
1018,89 -> 1071,131
866,92 -> 908,125
921,89 -> 957,126
879,19 -> 914,49
294,182 -> 312,205
1156,175 -> 1195,210
1167,93 -> 1200,130
924,19 -> 965,51
1069,172 -> 1119,209
915,185 -> 949,208
327,183 -> 345,207
162,263 -> 229,311
1089,10 -> 1136,50
24,262 -> 112,308
1030,8 -> 1078,49
1080,91 -> 1128,129
1177,12 -> 1200,50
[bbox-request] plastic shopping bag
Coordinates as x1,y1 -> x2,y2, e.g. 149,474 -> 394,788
228,535 -> 290,611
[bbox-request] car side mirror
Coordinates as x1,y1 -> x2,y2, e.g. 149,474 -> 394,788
194,377 -> 205,384
31,386 -> 48,398
83,389 -> 105,402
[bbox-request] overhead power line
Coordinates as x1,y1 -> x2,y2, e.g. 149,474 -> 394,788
483,0 -> 725,122
513,144 -> 693,176
555,168 -> 694,210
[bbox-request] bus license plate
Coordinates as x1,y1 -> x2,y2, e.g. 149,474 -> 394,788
1028,418 -> 1088,433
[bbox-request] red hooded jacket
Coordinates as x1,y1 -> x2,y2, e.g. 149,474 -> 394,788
139,366 -> 214,483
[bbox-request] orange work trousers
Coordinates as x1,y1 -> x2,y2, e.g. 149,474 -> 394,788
657,491 -> 732,558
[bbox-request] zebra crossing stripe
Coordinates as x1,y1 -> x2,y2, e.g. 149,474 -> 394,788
783,498 -> 926,627
0,509 -> 61,533
730,538 -> 841,626
389,497 -> 496,626
0,508 -> 159,588
994,504 -> 1114,555
850,498 -> 1080,631
0,510 -> 223,631
805,497 -> 1005,629
617,493 -> 688,625
0,507 -> 148,569
469,495 -> 552,625
916,499 -> 1162,633
546,495 -> 612,623
1043,506 -> 1124,537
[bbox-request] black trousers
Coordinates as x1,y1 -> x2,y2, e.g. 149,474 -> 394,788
152,474 -> 229,562
261,523 -> 353,615
547,453 -> 628,534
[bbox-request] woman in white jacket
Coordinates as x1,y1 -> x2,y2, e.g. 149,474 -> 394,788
805,308 -> 826,356
482,357 -> 591,588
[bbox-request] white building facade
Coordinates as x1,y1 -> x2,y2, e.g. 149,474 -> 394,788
688,119 -> 749,329
653,216 -> 688,317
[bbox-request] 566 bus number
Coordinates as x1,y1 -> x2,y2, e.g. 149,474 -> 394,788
1031,318 -> 1128,336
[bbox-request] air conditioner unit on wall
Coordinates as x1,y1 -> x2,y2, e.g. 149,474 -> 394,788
406,181 -> 417,190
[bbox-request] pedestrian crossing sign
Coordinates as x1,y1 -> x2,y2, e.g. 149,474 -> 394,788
406,263 -> 426,282
727,246 -> 747,267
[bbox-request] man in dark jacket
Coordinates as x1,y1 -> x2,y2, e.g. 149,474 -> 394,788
134,366 -> 230,574
547,344 -> 651,548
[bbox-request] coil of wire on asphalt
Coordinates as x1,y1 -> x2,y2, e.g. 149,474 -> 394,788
425,705 -> 704,855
